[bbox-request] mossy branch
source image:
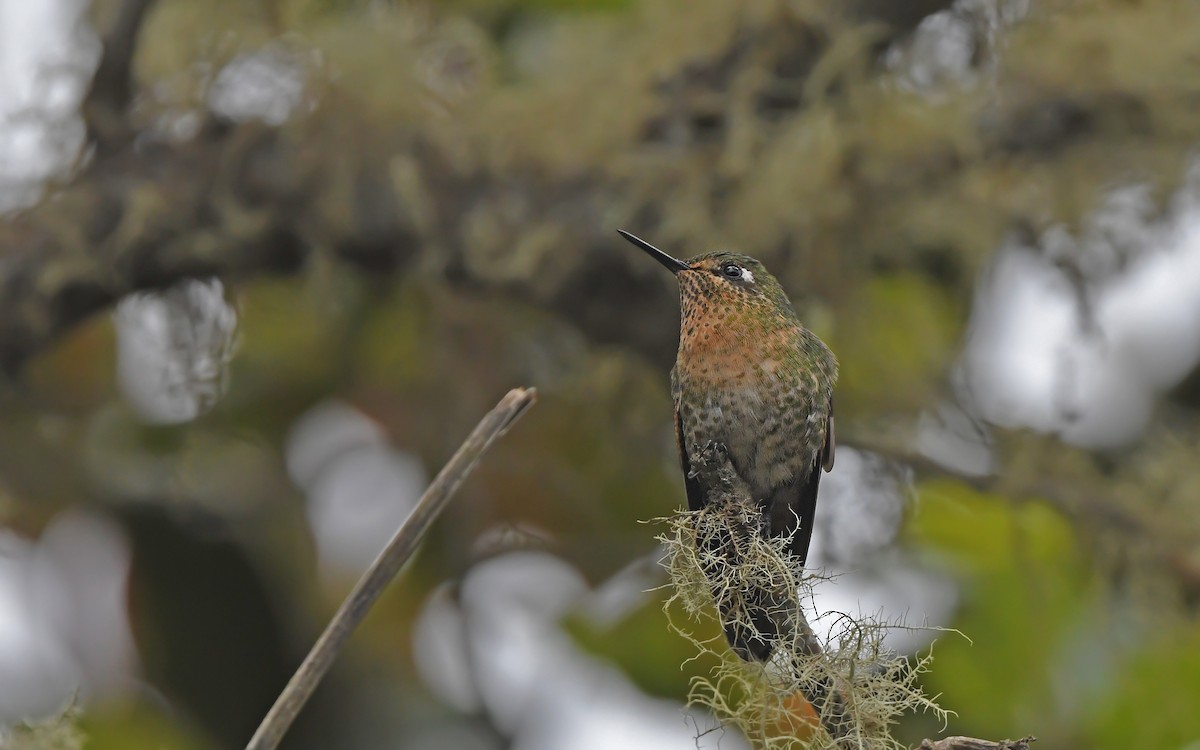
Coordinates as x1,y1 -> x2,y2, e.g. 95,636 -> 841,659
659,442 -> 944,749
658,443 -> 1030,750
690,442 -> 852,740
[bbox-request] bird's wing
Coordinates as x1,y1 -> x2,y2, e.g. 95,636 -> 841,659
822,399 -> 835,472
674,404 -> 706,512
781,458 -> 822,567
775,399 -> 834,567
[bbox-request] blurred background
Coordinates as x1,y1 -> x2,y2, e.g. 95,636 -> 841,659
1,0 -> 1199,748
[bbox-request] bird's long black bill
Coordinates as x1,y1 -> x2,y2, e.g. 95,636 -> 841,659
617,230 -> 691,274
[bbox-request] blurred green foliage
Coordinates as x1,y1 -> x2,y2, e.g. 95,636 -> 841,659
835,276 -> 961,417
82,704 -> 207,750
911,482 -> 1093,741
1087,626 -> 1200,750
0,710 -> 85,750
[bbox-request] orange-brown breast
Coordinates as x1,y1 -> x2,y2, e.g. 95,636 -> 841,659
673,318 -> 823,495
678,315 -> 796,389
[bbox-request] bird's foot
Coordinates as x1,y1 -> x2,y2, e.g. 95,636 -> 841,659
697,440 -> 731,467
694,441 -> 749,497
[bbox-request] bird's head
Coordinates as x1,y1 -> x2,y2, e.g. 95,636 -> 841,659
617,230 -> 795,319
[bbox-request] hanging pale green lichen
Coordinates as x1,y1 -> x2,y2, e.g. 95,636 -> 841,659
655,447 -> 949,749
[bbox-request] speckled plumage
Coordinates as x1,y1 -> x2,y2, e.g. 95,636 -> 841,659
676,254 -> 835,494
671,253 -> 837,561
619,232 -> 838,662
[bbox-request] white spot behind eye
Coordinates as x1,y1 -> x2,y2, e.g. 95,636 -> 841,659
742,269 -> 755,283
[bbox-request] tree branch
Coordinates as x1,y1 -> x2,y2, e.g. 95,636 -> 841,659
244,387 -> 538,750
83,0 -> 159,149
919,736 -> 1036,750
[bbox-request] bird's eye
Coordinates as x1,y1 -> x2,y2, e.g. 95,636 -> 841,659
721,263 -> 743,279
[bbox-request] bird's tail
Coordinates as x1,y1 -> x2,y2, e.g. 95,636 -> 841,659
697,504 -> 785,661
716,583 -> 850,735
698,509 -> 851,737
717,580 -> 781,662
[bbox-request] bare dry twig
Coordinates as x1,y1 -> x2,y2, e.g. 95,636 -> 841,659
244,387 -> 538,750
919,736 -> 1036,750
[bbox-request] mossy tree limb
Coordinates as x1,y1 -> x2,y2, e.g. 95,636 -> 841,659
660,441 -> 946,749
662,443 -> 1036,749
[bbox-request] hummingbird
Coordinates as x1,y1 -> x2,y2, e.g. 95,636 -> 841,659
619,229 -> 838,662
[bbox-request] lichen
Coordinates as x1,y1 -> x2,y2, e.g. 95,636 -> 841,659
657,495 -> 949,749
0,708 -> 85,750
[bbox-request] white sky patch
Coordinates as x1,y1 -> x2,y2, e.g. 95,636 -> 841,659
962,164 -> 1200,447
413,552 -> 748,750
0,513 -> 135,721
1096,197 -> 1200,390
412,584 -> 481,714
0,0 -> 96,212
811,449 -> 958,653
916,401 -> 994,478
286,400 -> 427,583
809,551 -> 959,654
0,531 -> 74,720
115,279 -> 239,425
887,0 -> 1030,93
961,247 -> 1084,434
208,47 -> 309,126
